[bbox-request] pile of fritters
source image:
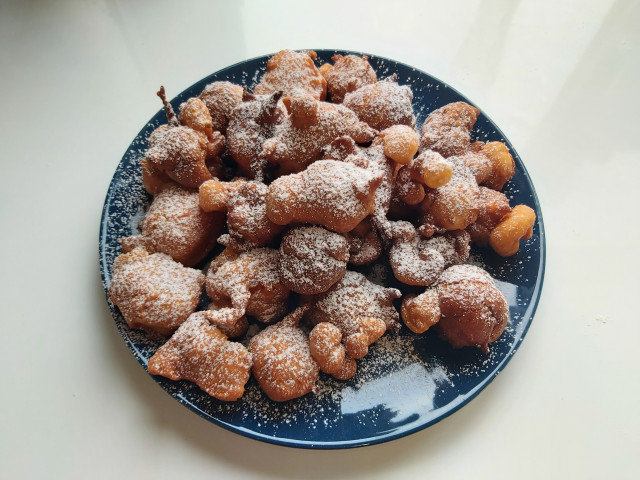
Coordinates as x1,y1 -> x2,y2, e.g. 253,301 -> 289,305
108,50 -> 536,402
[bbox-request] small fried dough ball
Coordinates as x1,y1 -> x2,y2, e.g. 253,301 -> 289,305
477,141 -> 516,190
279,226 -> 349,294
108,247 -> 204,336
343,75 -> 416,130
179,97 -> 214,140
420,158 -> 480,231
198,81 -> 244,133
374,125 -> 419,165
420,102 -> 479,157
265,160 -> 383,233
323,54 -> 377,103
254,50 -> 327,100
148,314 -> 251,401
401,290 -> 440,334
121,185 -> 224,267
206,248 -> 290,324
250,306 -> 319,401
308,322 -> 357,380
436,265 -> 509,352
489,205 -> 535,257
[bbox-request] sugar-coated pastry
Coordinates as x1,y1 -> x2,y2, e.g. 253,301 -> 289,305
260,96 -> 377,173
402,265 -> 509,352
374,125 -> 420,165
222,181 -> 284,251
200,179 -> 284,251
206,248 -> 290,324
108,247 -> 204,336
265,159 -> 383,233
179,97 -> 214,140
419,157 -> 480,232
388,221 -> 470,286
250,306 -> 319,401
198,81 -> 244,133
323,137 -> 395,231
343,75 -> 415,130
394,150 -> 453,206
467,187 -> 512,247
279,226 -> 349,295
198,178 -> 247,212
143,87 -> 225,189
148,314 -> 251,401
304,271 -> 401,363
489,205 -> 535,257
471,141 -> 516,191
420,102 -> 479,158
322,54 -> 377,103
309,322 -> 357,380
254,50 -> 326,100
227,91 -> 285,176
345,218 -> 382,265
121,185 -> 224,267
203,302 -> 249,339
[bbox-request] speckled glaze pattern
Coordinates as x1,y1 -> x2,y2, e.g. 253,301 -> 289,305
99,50 -> 545,449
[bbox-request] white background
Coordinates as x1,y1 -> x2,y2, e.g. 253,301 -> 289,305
1,0 -> 638,478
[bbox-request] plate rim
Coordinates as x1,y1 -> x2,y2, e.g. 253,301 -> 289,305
99,49 -> 546,449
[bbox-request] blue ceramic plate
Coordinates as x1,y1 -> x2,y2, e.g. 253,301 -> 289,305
99,50 -> 545,449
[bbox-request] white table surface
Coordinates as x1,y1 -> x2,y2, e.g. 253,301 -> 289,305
1,0 -> 638,478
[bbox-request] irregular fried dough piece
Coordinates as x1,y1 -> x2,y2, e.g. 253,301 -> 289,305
266,159 -> 383,233
471,141 -> 516,191
467,187 -> 511,247
143,87 -> 226,189
206,248 -> 290,324
250,306 -> 319,401
204,302 -> 249,339
420,157 -> 481,232
323,54 -> 377,103
121,185 -> 224,267
222,181 -> 284,251
227,91 -> 285,175
324,137 -> 395,230
304,271 -> 401,362
420,102 -> 479,158
344,217 -> 382,265
279,226 -> 349,294
148,314 -> 251,401
108,247 -> 204,336
254,50 -> 326,100
198,178 -> 247,212
260,96 -> 377,173
388,221 -> 470,286
309,322 -> 357,380
198,81 -> 244,133
489,205 -> 535,257
393,150 -> 453,207
343,75 -> 415,130
179,97 -> 214,140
